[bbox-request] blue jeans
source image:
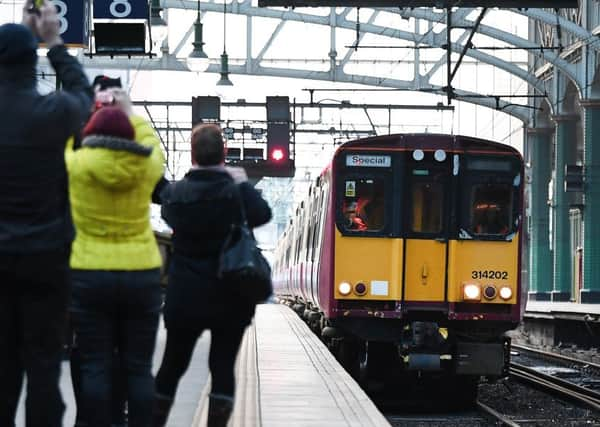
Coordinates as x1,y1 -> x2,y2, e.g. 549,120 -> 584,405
70,269 -> 161,427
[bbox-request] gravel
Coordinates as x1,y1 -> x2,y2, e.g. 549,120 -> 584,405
385,378 -> 600,426
478,378 -> 600,426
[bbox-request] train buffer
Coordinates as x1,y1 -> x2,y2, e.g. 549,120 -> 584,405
16,304 -> 389,426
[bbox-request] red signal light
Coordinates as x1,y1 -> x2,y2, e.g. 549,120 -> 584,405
271,148 -> 285,161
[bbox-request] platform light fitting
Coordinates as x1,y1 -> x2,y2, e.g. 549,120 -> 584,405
150,0 -> 168,43
187,0 -> 209,72
216,1 -> 233,86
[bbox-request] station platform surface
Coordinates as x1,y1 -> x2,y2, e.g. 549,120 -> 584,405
526,301 -> 600,317
17,304 -> 389,427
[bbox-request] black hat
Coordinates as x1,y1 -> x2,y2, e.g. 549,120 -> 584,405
92,75 -> 122,91
0,24 -> 37,66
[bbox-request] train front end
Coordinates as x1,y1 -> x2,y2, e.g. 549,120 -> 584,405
325,134 -> 523,388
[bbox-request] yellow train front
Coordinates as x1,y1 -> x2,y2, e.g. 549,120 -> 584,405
274,133 -> 523,401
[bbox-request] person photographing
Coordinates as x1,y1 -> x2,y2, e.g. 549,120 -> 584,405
0,1 -> 93,425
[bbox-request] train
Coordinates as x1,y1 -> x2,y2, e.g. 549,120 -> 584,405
272,133 -> 523,403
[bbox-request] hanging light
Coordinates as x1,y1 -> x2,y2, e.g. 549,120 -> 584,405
187,0 -> 209,72
216,1 -> 233,86
150,0 -> 168,43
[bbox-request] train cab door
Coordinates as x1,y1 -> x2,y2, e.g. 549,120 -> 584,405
403,149 -> 451,303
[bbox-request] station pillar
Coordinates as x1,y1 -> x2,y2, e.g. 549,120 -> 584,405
580,101 -> 600,303
551,115 -> 578,302
527,127 -> 553,301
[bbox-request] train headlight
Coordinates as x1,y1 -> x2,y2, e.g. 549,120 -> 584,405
499,286 -> 513,300
463,284 -> 481,301
338,282 -> 352,296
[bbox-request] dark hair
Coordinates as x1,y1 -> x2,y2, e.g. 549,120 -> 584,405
191,124 -> 225,166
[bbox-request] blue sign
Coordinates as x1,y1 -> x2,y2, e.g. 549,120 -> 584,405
93,0 -> 149,19
52,0 -> 89,47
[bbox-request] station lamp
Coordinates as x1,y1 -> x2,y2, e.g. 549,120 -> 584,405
216,1 -> 233,86
150,0 -> 168,44
187,0 -> 209,72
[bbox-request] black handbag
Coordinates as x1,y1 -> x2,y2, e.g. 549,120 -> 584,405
218,184 -> 272,304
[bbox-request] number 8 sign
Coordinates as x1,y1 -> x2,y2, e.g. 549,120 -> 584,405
48,0 -> 89,47
93,0 -> 149,19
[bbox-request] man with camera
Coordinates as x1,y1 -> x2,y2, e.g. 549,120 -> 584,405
0,1 -> 93,426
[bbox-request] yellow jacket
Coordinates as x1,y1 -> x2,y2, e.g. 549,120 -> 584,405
65,115 -> 165,270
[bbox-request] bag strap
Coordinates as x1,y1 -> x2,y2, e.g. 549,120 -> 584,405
229,182 -> 248,226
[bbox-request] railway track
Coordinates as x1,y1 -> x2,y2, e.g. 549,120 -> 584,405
512,343 -> 600,372
509,361 -> 600,411
476,401 -> 521,426
385,402 -> 522,426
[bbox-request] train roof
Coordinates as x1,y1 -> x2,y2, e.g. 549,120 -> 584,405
334,133 -> 521,157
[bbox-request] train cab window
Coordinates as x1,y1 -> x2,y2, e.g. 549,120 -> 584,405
341,178 -> 385,232
411,182 -> 443,233
470,184 -> 513,236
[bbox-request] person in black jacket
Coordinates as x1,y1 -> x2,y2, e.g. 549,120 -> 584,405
0,2 -> 93,426
153,124 -> 272,427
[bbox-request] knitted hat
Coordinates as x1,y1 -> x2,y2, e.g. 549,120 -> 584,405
0,24 -> 37,66
82,107 -> 134,140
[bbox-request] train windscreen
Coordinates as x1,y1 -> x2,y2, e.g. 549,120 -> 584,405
340,178 -> 385,232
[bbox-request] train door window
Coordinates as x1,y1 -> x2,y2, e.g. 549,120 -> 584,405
461,155 -> 521,239
411,181 -> 444,234
340,178 -> 385,232
470,184 -> 513,236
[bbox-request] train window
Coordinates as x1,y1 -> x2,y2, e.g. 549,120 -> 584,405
411,182 -> 443,233
470,184 -> 513,236
341,178 -> 385,232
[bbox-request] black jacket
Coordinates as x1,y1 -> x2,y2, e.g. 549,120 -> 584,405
0,45 -> 93,253
160,169 -> 272,326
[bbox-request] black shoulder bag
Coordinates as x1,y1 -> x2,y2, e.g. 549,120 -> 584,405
218,184 -> 272,304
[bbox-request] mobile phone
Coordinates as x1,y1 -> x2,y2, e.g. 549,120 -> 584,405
27,0 -> 43,15
95,91 -> 114,106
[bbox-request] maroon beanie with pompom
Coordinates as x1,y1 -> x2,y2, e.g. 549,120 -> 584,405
82,107 -> 134,140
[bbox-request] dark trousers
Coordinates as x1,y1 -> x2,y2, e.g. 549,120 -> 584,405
70,343 -> 128,427
0,249 -> 70,427
155,320 -> 247,399
70,269 -> 161,427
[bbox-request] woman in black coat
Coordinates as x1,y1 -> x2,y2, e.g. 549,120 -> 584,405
153,124 -> 272,427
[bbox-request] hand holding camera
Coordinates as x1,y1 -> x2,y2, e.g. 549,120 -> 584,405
94,89 -> 133,117
22,0 -> 63,48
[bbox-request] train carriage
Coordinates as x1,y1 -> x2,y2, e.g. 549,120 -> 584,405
273,133 -> 523,402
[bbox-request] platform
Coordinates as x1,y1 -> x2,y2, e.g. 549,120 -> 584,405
194,304 -> 390,427
525,301 -> 600,318
16,304 -> 388,427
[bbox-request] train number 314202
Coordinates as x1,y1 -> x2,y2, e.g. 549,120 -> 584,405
471,270 -> 508,280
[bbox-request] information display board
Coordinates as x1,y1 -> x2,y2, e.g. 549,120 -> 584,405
93,0 -> 149,20
53,0 -> 90,47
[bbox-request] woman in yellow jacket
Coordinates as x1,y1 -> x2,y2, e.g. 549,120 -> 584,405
65,92 -> 164,427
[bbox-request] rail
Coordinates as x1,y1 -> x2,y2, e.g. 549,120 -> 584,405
509,362 -> 600,411
476,401 -> 521,427
512,343 -> 600,371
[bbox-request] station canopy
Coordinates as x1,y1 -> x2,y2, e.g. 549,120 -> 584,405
258,0 -> 577,7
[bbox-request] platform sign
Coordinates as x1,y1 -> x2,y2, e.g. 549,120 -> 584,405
93,0 -> 149,19
52,0 -> 90,47
258,0 -> 577,7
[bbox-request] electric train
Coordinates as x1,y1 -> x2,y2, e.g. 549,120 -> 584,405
272,133 -> 523,402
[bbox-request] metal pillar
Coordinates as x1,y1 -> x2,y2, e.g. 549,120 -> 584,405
527,127 -> 554,301
580,101 -> 600,303
551,115 -> 578,302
